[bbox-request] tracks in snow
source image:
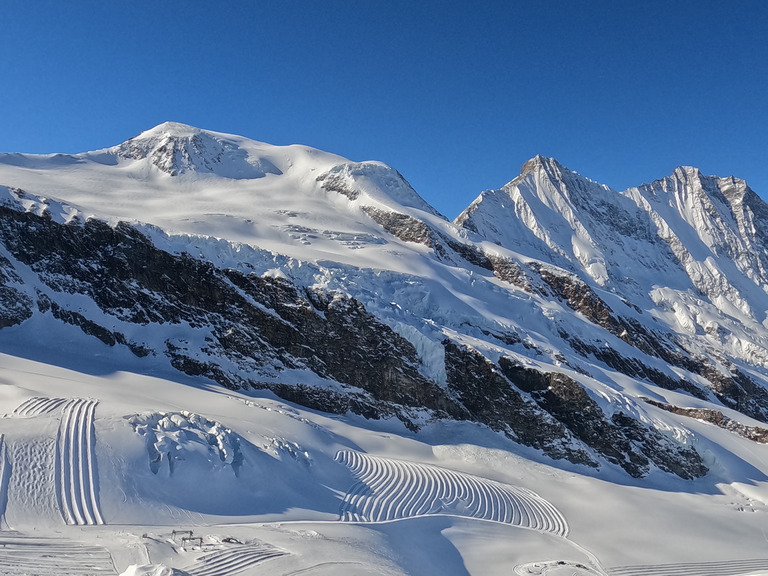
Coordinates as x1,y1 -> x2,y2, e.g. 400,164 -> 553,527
0,534 -> 116,575
608,559 -> 768,576
0,434 -> 7,520
13,397 -> 68,417
335,450 -> 568,537
55,398 -> 104,525
184,542 -> 287,576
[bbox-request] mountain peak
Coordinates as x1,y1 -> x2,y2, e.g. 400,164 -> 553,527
520,155 -> 564,176
671,165 -> 703,181
115,122 -> 281,179
134,121 -> 202,140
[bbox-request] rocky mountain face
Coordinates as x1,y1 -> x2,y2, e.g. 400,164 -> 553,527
2,124 -> 768,481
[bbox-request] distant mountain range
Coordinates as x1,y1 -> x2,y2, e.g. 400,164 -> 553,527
2,121 -> 768,482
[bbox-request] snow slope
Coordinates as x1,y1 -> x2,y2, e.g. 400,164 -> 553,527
0,122 -> 443,273
1,125 -> 768,574
1,349 -> 768,575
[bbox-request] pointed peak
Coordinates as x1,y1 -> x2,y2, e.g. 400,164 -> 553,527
672,165 -> 702,179
520,155 -> 565,176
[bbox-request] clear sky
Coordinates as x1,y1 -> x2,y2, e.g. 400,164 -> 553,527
1,1 -> 766,218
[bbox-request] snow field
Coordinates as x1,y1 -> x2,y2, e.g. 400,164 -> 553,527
183,541 -> 287,576
56,398 -> 104,525
12,397 -> 68,417
607,559 -> 768,576
0,534 -> 116,575
335,450 -> 568,536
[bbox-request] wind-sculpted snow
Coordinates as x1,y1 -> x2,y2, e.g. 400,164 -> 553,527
55,398 -> 104,525
183,541 -> 287,576
607,558 -> 768,576
0,535 -> 116,575
335,451 -> 568,536
13,397 -> 68,417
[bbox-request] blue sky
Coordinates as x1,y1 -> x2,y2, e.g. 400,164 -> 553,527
1,1 -> 766,218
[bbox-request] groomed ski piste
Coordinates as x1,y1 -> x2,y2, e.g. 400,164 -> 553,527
606,559 -> 768,576
182,540 -> 287,576
13,397 -> 68,417
335,450 -> 568,536
0,533 -> 116,575
56,398 -> 104,526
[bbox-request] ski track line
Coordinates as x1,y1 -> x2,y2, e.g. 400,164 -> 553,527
184,542 -> 287,576
335,450 -> 569,537
0,536 -> 116,575
12,397 -> 68,417
56,398 -> 104,526
608,558 -> 768,576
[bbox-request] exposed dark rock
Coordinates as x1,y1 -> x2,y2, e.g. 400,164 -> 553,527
697,366 -> 768,423
442,340 -> 596,466
222,271 -> 464,419
33,291 -> 149,356
610,412 -> 708,479
532,261 -> 768,417
566,334 -> 708,399
444,239 -> 493,270
498,357 -> 707,479
531,263 -> 683,359
479,327 -> 522,347
487,254 -> 535,291
0,253 -> 33,329
0,285 -> 32,329
361,206 -> 500,273
362,206 -> 436,247
317,169 -> 360,200
644,398 -> 768,444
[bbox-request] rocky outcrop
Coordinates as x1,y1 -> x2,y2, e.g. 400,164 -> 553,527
0,253 -> 33,328
361,206 -> 435,246
497,358 -> 707,479
567,335 -> 707,399
644,398 -> 768,444
442,341 -> 592,465
698,367 -> 768,423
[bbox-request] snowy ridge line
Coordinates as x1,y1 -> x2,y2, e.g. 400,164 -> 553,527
607,558 -> 768,576
0,536 -> 116,575
12,397 -> 68,417
55,398 -> 104,525
184,542 -> 287,576
335,450 -> 569,537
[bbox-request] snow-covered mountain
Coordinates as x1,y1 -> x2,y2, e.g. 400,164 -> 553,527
1,123 -> 768,575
